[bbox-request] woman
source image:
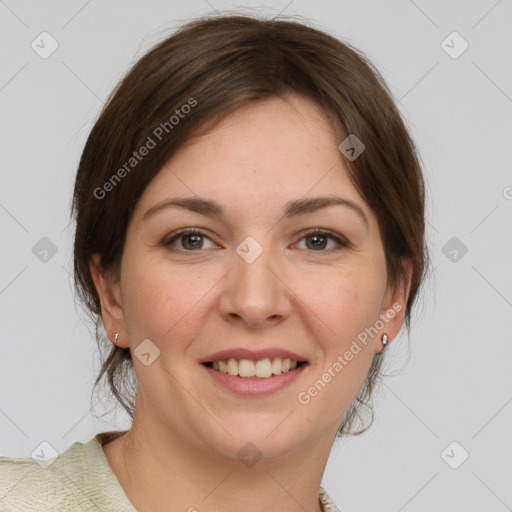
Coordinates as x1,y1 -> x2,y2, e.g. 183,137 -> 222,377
0,13 -> 426,511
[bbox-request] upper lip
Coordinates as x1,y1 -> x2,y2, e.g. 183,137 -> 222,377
201,348 -> 308,363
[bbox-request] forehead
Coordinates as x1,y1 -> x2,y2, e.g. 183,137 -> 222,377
134,94 -> 368,222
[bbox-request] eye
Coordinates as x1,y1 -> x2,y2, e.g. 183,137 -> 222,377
294,229 -> 348,252
163,228 -> 349,253
164,228 -> 217,251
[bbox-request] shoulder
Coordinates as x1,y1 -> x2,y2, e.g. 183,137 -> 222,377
0,454 -> 60,510
319,486 -> 342,512
0,431 -> 132,511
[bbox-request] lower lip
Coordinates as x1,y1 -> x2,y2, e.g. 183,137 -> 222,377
202,364 -> 308,396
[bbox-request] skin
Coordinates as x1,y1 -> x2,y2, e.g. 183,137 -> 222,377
90,92 -> 412,512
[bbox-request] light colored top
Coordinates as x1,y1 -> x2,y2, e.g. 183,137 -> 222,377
0,431 -> 341,511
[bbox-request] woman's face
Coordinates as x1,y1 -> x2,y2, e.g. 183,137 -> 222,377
93,93 -> 409,460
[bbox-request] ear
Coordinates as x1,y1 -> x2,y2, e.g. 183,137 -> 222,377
89,253 -> 128,348
375,257 -> 413,353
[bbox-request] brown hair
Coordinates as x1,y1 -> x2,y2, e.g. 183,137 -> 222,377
72,13 -> 428,436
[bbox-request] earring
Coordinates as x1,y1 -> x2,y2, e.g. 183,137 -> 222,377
113,333 -> 119,345
382,333 -> 388,347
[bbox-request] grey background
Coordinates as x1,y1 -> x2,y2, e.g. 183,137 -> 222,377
1,1 -> 511,511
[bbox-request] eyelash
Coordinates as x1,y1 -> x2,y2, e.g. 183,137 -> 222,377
163,228 -> 349,253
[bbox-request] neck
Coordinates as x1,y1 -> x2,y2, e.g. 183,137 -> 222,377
103,412 -> 336,512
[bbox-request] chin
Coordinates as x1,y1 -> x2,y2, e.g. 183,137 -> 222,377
199,414 -> 314,462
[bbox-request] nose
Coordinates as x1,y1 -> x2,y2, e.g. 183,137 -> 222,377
218,238 -> 292,329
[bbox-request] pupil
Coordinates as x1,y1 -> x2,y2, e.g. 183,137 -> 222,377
185,234 -> 202,249
308,235 -> 326,250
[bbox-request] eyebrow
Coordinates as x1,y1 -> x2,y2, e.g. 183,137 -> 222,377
142,195 -> 369,228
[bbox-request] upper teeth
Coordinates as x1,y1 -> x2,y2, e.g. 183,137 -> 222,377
212,357 -> 299,378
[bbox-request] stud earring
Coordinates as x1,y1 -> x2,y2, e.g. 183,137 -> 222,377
113,333 -> 119,345
382,333 -> 388,347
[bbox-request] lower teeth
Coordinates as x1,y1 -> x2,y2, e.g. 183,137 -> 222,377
238,375 -> 272,379
228,367 -> 300,379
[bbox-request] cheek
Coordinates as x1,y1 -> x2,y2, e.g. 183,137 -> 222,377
312,267 -> 385,346
120,253 -> 178,339
121,254 -> 215,342
305,273 -> 384,413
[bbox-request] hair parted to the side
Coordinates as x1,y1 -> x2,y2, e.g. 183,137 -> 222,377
71,13 -> 428,437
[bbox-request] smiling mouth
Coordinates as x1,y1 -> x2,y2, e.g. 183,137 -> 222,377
203,357 -> 307,379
